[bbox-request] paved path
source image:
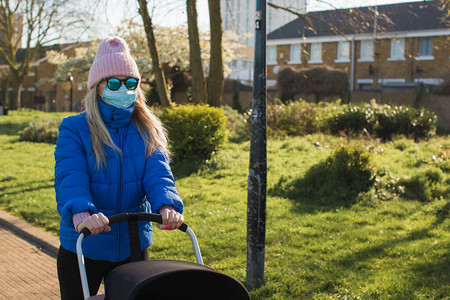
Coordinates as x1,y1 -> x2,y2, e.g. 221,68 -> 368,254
0,210 -> 104,299
0,223 -> 60,299
0,210 -> 60,299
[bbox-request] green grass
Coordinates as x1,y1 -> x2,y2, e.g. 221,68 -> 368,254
1,110 -> 449,299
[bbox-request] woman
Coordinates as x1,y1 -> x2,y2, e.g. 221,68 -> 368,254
54,36 -> 184,299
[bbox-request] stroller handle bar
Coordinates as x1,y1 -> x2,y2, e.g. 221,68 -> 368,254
76,213 -> 203,300
80,212 -> 189,238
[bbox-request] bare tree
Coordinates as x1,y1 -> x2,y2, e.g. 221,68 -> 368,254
138,0 -> 172,107
267,1 -> 395,38
207,0 -> 223,107
438,0 -> 450,23
0,0 -> 92,109
186,0 -> 206,104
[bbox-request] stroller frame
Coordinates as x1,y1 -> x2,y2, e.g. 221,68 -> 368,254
76,212 -> 203,300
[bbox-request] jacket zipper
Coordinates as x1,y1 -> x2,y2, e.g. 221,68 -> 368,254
116,127 -> 122,261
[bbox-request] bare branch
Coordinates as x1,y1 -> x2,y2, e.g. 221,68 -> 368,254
268,1 -> 395,38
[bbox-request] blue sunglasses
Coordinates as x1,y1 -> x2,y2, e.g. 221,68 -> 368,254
106,77 -> 139,91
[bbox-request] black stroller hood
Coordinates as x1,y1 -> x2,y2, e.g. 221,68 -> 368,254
104,260 -> 251,300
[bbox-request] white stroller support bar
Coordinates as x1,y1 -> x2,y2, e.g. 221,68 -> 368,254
76,213 -> 203,300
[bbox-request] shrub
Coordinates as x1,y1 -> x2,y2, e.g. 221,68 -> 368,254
398,169 -> 449,202
372,171 -> 404,201
221,106 -> 250,142
277,100 -> 318,136
160,104 -> 228,161
225,99 -> 437,141
323,103 -> 436,141
374,106 -> 398,141
19,119 -> 61,143
374,106 -> 437,141
149,105 -> 164,119
283,144 -> 376,206
276,66 -> 348,102
315,100 -> 346,132
267,100 -> 318,137
328,104 -> 375,136
410,108 -> 437,141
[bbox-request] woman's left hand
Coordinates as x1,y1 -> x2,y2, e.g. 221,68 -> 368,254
157,205 -> 184,230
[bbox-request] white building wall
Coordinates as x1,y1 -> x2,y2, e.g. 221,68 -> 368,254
221,0 -> 307,46
227,58 -> 254,85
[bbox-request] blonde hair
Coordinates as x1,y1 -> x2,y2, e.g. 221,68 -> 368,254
83,87 -> 170,169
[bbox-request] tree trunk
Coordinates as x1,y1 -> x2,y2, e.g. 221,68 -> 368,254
9,71 -> 22,109
207,0 -> 224,107
138,0 -> 172,107
1,72 -> 11,107
187,0 -> 207,104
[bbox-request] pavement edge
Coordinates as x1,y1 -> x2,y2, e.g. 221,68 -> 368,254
0,209 -> 60,257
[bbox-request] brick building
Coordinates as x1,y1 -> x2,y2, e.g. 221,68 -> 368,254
266,1 -> 450,92
0,42 -> 89,112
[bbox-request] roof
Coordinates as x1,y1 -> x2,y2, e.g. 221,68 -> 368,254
234,45 -> 254,59
0,41 -> 91,65
268,1 -> 449,40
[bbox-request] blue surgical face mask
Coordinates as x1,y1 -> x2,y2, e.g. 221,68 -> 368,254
101,85 -> 138,109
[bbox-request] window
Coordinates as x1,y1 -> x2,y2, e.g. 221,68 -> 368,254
378,78 -> 406,85
418,38 -> 433,58
357,79 -> 374,91
414,78 -> 444,85
309,43 -> 322,63
289,44 -> 301,63
267,46 -> 277,64
360,40 -> 374,61
336,42 -> 350,62
389,39 -> 405,60
268,10 -> 273,30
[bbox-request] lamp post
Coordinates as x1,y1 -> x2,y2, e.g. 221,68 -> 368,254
247,0 -> 267,290
69,75 -> 74,112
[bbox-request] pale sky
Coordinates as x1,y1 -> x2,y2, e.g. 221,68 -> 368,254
98,0 -> 428,38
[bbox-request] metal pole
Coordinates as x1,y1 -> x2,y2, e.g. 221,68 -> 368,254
247,0 -> 266,289
69,75 -> 73,112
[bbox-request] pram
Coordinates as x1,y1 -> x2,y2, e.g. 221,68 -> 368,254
76,212 -> 251,300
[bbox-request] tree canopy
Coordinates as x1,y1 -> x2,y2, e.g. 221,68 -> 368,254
44,21 -> 242,89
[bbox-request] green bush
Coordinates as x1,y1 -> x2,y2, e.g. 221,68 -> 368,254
225,100 -> 437,142
374,105 -> 437,141
398,169 -> 449,202
374,106 -> 398,141
322,103 -> 436,141
372,170 -> 403,201
328,104 -> 375,136
19,119 -> 61,143
315,100 -> 347,132
410,107 -> 437,141
161,104 -> 228,161
281,144 -> 376,206
221,106 -> 250,142
267,100 -> 318,136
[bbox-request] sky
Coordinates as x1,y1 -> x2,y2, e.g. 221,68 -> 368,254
100,0 -> 428,35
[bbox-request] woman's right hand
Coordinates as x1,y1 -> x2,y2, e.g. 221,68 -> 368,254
77,212 -> 110,235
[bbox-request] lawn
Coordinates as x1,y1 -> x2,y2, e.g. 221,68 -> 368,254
0,110 -> 449,299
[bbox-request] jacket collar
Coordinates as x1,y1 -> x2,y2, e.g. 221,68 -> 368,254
98,98 -> 135,129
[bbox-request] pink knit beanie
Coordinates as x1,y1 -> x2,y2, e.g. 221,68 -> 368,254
88,37 -> 141,90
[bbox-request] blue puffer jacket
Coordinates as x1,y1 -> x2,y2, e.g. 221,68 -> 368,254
55,100 -> 183,262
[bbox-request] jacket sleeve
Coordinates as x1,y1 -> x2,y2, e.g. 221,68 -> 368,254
54,117 -> 97,226
143,149 -> 183,214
